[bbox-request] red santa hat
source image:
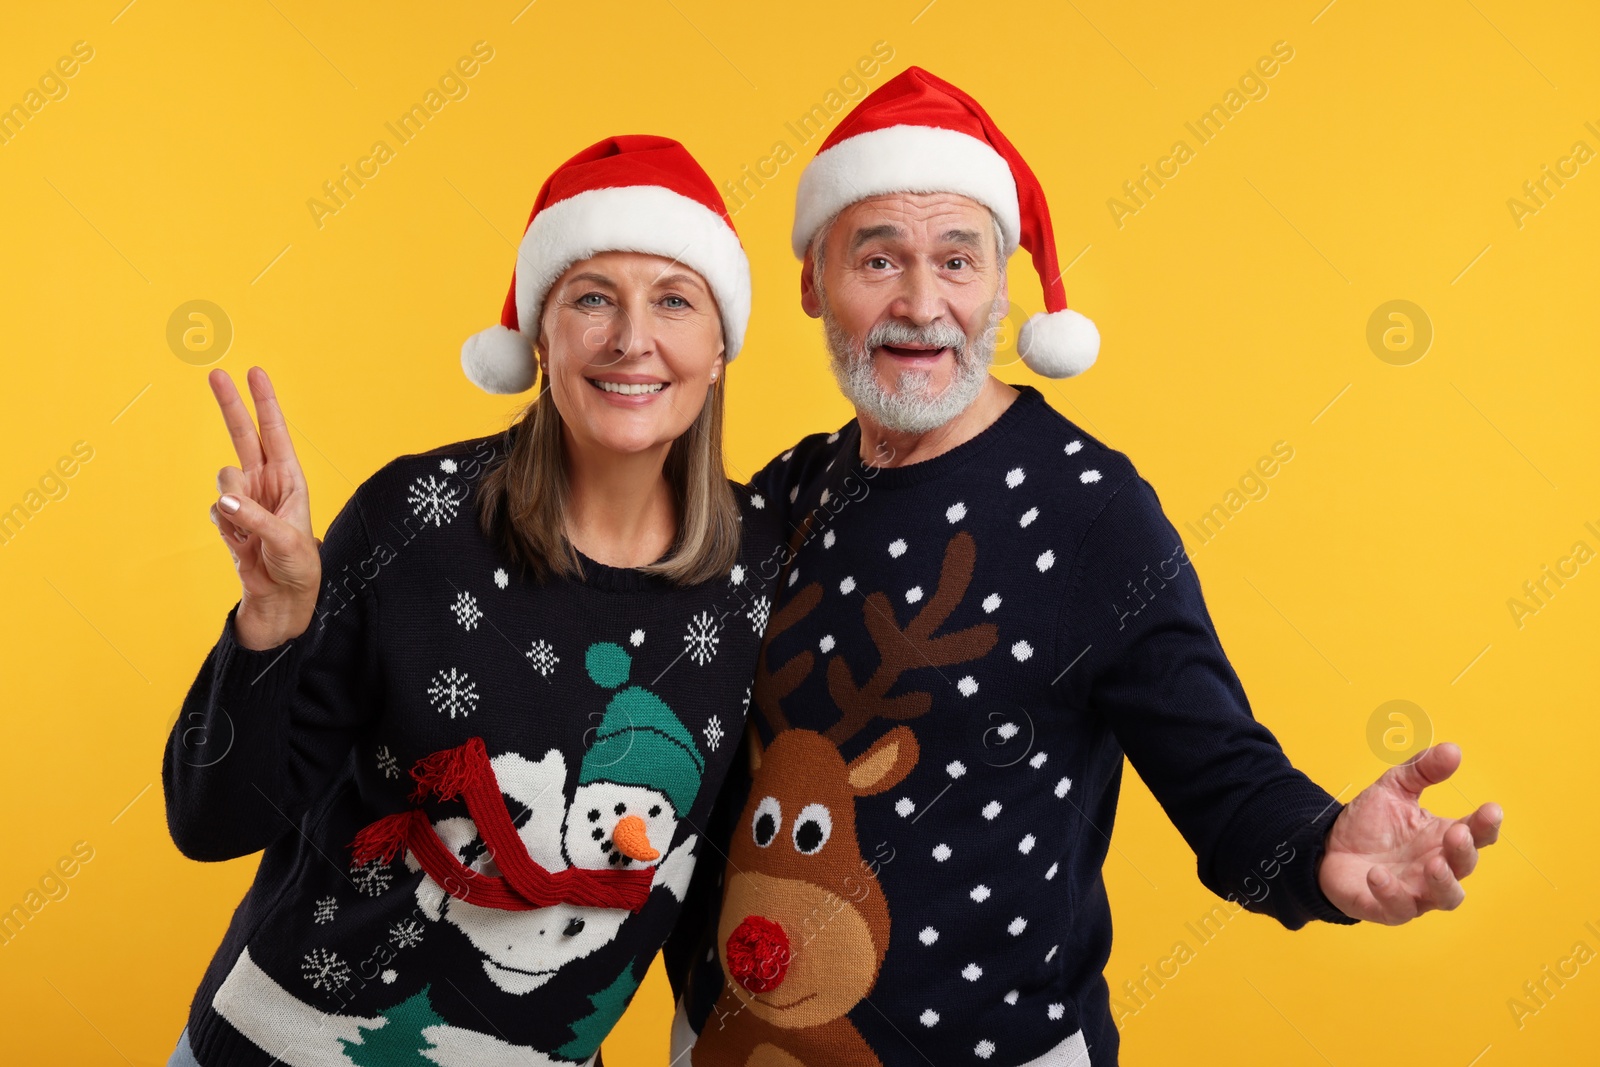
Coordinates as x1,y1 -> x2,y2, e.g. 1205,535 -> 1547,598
792,67 -> 1099,379
462,134 -> 752,394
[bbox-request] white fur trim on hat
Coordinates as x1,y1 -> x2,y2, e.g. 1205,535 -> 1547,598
461,323 -> 537,394
516,185 -> 752,360
1018,309 -> 1099,379
792,124 -> 1021,257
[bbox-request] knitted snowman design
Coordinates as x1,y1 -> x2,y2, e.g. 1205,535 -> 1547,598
212,641 -> 706,1066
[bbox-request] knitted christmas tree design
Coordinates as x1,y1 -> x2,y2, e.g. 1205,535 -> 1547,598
338,985 -> 445,1065
554,961 -> 641,1061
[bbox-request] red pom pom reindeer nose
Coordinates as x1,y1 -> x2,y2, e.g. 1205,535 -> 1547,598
725,915 -> 791,993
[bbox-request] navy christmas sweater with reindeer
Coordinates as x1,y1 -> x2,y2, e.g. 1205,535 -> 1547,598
668,387 -> 1358,1067
162,432 -> 782,1067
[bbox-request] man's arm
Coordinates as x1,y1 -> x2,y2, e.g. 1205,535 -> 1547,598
1054,474 -> 1358,929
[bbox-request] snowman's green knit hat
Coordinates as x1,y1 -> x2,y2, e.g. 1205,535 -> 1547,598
580,642 -> 705,815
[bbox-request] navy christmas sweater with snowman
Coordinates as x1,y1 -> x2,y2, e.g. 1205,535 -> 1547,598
163,431 -> 782,1067
667,386 -> 1358,1067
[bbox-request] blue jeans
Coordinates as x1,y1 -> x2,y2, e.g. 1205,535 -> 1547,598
166,1026 -> 202,1067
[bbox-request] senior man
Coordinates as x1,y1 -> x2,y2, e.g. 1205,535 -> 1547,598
666,67 -> 1502,1067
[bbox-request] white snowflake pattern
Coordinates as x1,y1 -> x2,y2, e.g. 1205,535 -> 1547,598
1036,550 -> 1056,572
1065,439 -> 1084,455
376,745 -> 400,779
493,567 -> 509,589
888,538 -> 907,558
820,489 -> 831,505
823,529 -> 836,549
919,926 -> 939,945
906,586 -> 924,604
1048,1003 -> 1066,1020
630,629 -> 645,647
747,596 -> 771,634
971,884 -> 991,902
957,676 -> 978,697
704,715 -> 725,751
450,591 -> 482,630
976,1039 -> 996,1059
963,962 -> 984,981
1019,834 -> 1036,854
427,667 -> 479,717
895,797 -> 916,817
1020,507 -> 1039,528
730,564 -> 746,586
525,640 -> 559,677
982,801 -> 1002,820
1005,467 -> 1026,488
1080,469 -> 1102,484
389,918 -> 425,949
382,969 -> 398,984
839,576 -> 856,595
946,502 -> 967,523
1004,990 -> 1020,1005
407,475 -> 464,527
921,1009 -> 940,1027
946,760 -> 967,778
439,458 -> 458,474
932,843 -> 952,861
1055,777 -> 1073,798
350,859 -> 393,897
312,896 -> 338,924
1029,751 -> 1048,768
750,493 -> 765,510
1008,917 -> 1028,935
684,610 -> 721,666
1012,640 -> 1034,662
1045,862 -> 1059,880
301,948 -> 352,992
982,593 -> 1001,613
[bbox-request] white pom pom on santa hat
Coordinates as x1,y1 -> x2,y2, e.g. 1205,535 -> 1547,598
791,67 -> 1100,379
460,135 -> 752,395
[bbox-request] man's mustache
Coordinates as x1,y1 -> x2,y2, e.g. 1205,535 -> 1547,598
857,320 -> 970,360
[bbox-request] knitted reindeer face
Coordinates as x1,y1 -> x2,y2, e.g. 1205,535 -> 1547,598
710,527 -> 997,1050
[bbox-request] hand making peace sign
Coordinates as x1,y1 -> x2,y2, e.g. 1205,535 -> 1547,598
207,366 -> 321,651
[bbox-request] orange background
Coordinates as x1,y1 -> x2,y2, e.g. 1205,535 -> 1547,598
1,1 -> 1596,1063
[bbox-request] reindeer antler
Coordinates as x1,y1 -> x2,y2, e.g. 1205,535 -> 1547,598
826,530 -> 997,745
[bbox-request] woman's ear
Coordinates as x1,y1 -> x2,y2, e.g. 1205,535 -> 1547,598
709,353 -> 726,385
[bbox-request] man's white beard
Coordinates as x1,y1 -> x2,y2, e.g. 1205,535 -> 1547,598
821,297 -> 1003,435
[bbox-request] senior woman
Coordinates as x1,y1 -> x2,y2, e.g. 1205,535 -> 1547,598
162,136 -> 779,1066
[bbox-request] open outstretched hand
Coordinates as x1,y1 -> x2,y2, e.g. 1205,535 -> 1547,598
1317,742 -> 1502,925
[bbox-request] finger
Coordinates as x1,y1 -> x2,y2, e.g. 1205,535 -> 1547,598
1382,741 -> 1461,799
247,367 -> 301,472
211,501 -> 249,544
209,505 -> 246,554
1366,865 -> 1413,925
216,465 -> 246,497
1443,822 -> 1479,880
1464,803 -> 1503,848
209,369 -> 265,471
1424,854 -> 1466,911
217,491 -> 300,558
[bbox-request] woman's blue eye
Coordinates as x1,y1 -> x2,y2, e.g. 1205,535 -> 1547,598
663,295 -> 688,309
578,292 -> 607,307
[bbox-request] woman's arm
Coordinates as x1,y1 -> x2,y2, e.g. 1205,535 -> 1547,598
163,368 -> 381,861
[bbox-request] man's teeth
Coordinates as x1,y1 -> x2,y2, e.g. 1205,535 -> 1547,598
593,380 -> 666,395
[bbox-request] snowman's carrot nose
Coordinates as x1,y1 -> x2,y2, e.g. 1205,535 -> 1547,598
612,815 -> 659,861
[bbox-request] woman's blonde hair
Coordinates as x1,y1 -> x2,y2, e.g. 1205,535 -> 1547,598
477,370 -> 740,586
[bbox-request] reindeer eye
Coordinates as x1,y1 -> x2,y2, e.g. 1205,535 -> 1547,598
793,803 -> 832,855
752,796 -> 781,847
